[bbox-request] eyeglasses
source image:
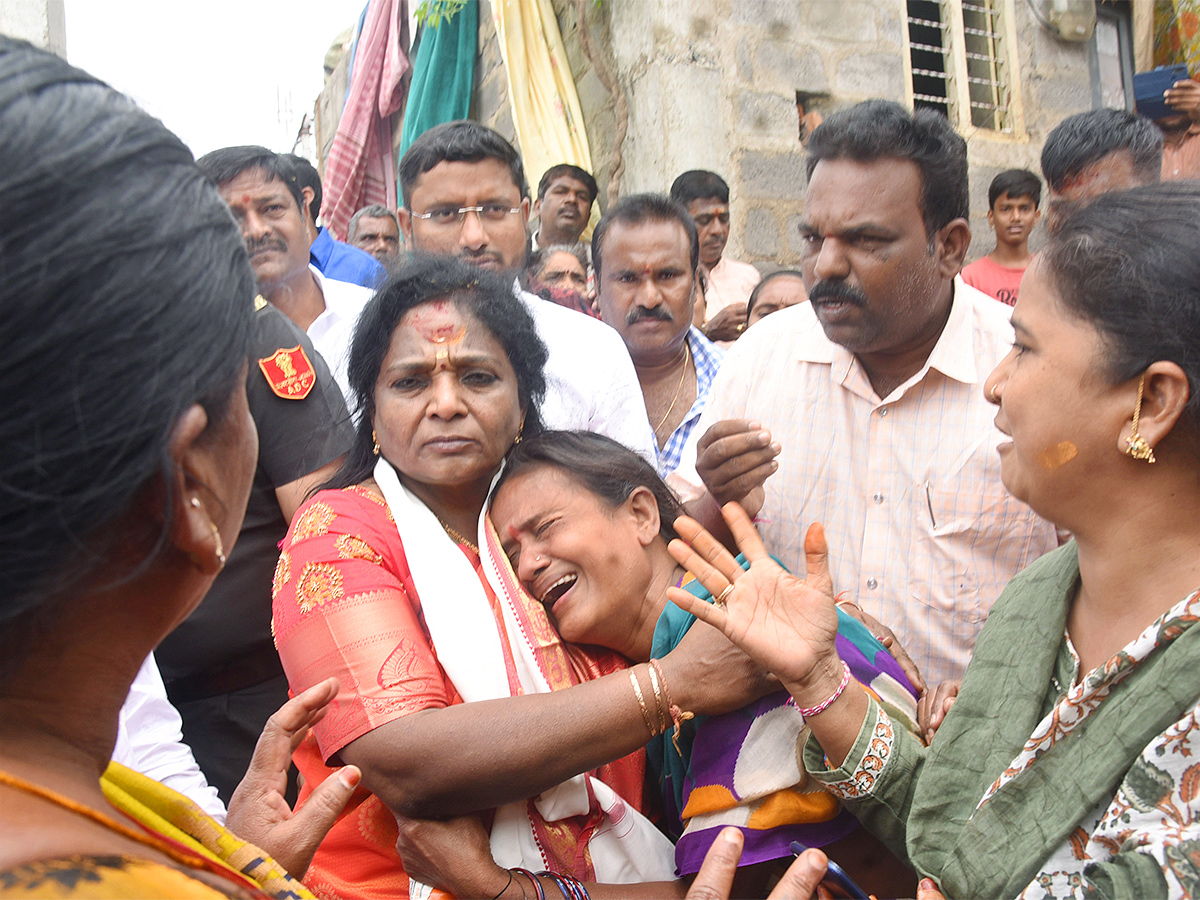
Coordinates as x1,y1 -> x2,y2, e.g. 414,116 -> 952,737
408,203 -> 523,227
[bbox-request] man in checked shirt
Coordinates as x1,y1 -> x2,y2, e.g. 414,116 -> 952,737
672,100 -> 1060,692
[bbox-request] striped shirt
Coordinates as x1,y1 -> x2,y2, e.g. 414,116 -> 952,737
673,280 -> 1059,685
657,327 -> 724,478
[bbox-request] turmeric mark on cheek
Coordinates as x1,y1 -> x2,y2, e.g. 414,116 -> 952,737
1037,441 -> 1078,469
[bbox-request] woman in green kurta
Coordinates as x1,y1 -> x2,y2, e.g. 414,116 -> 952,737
668,183 -> 1200,900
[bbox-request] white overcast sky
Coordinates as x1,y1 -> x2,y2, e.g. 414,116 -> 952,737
64,0 -> 368,158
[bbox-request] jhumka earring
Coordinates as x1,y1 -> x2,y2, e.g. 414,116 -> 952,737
372,429 -> 381,456
1124,373 -> 1157,464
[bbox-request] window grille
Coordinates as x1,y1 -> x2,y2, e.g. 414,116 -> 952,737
908,0 -> 952,118
906,0 -> 1018,135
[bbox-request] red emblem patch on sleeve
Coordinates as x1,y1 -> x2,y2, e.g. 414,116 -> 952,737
258,345 -> 316,400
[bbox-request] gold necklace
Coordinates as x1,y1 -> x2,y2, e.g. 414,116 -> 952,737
654,342 -> 692,436
436,517 -> 479,553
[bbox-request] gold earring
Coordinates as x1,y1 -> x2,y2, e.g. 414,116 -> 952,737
372,429 -> 381,456
513,416 -> 526,446
1125,373 -> 1157,464
210,523 -> 226,569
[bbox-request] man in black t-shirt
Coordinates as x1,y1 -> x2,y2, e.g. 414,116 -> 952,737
156,302 -> 354,802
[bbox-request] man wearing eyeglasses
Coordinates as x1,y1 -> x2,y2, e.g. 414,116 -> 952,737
397,120 -> 657,462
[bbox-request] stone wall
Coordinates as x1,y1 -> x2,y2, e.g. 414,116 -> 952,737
486,0 -> 1100,267
473,1 -> 516,146
442,1 -> 1101,266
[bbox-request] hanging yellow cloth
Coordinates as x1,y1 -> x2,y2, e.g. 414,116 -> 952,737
1154,0 -> 1200,77
491,0 -> 600,237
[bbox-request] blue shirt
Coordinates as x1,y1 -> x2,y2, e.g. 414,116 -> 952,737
308,227 -> 385,289
657,327 -> 723,477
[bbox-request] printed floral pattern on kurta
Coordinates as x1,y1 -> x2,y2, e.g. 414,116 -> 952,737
823,587 -> 1200,899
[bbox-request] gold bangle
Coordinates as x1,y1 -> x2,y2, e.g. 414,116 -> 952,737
645,660 -> 670,736
650,658 -> 695,755
629,668 -> 658,736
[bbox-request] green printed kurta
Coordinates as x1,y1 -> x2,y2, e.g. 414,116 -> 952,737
805,542 -> 1200,899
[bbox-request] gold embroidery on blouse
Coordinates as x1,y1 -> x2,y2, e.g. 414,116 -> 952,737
335,534 -> 383,564
272,551 -> 291,597
296,562 -> 344,613
292,502 -> 336,541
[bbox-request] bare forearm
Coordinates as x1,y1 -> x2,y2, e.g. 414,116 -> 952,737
341,666 -> 658,818
783,654 -> 871,769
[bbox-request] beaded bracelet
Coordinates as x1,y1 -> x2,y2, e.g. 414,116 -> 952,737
786,660 -> 852,718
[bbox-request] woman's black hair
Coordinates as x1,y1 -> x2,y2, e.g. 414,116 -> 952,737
496,431 -> 686,543
322,254 -> 548,491
1042,182 -> 1200,436
0,39 -> 255,676
746,269 -> 805,320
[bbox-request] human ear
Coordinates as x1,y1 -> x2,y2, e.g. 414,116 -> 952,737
1116,361 -> 1190,461
935,218 -> 972,277
397,207 -> 415,245
532,197 -> 543,218
165,404 -> 227,575
626,486 -> 663,547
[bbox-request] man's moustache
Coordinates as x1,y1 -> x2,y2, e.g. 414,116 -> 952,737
626,305 -> 674,325
246,237 -> 286,256
808,281 -> 868,307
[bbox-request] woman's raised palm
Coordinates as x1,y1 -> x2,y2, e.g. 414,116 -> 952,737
667,503 -> 840,688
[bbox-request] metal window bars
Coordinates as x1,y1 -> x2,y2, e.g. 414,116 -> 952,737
907,0 -> 1013,133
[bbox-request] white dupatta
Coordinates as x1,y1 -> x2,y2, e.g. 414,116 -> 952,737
372,458 -> 674,897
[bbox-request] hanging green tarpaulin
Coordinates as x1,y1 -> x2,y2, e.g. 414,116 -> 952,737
398,0 -> 479,157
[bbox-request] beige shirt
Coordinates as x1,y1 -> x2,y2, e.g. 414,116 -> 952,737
672,279 -> 1059,685
703,256 -> 761,320
1161,123 -> 1200,181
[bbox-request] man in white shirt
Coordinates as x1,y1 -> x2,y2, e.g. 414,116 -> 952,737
396,121 -> 656,462
199,147 -> 374,408
674,101 -> 1059,685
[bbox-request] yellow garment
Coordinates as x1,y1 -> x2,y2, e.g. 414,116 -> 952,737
1154,0 -> 1200,76
490,0 -> 600,238
0,855 -> 236,898
99,762 -> 312,899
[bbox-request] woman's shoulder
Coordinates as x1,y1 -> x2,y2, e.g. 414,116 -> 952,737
287,484 -> 396,544
0,854 -> 256,898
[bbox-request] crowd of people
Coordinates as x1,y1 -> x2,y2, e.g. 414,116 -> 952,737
4,30 -> 1200,900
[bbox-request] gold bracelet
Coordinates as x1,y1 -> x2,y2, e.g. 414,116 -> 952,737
629,668 -> 658,736
645,660 -> 670,736
650,658 -> 695,754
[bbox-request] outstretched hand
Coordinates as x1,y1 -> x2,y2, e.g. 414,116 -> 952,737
667,503 -> 840,688
225,677 -> 360,879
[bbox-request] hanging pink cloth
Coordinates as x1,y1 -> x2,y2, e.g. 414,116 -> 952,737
321,0 -> 409,240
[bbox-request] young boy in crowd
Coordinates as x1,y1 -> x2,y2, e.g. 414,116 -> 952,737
960,169 -> 1042,306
